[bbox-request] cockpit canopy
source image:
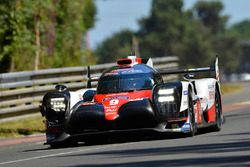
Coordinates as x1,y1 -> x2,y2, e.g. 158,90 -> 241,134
97,64 -> 162,94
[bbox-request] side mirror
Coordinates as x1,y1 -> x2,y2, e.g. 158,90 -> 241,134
55,84 -> 67,92
83,90 -> 96,102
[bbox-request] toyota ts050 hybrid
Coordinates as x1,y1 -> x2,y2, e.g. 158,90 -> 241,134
40,55 -> 223,147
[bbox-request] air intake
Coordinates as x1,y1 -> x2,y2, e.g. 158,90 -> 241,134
117,56 -> 142,67
117,58 -> 132,66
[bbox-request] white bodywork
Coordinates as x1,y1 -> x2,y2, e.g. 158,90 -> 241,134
179,78 -> 217,113
69,88 -> 96,109
195,78 -> 217,111
180,82 -> 189,112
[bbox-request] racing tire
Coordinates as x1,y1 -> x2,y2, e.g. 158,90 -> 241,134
210,88 -> 222,131
186,90 -> 197,137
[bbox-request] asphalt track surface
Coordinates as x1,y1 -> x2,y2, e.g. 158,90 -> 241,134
0,82 -> 250,167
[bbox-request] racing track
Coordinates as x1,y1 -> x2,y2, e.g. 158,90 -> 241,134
0,82 -> 250,167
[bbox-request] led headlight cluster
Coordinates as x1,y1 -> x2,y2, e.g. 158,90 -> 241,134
50,97 -> 66,112
158,88 -> 175,102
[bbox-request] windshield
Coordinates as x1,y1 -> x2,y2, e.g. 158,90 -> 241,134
97,75 -> 154,94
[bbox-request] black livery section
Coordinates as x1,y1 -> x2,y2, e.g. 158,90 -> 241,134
153,82 -> 183,121
41,91 -> 70,122
66,99 -> 157,135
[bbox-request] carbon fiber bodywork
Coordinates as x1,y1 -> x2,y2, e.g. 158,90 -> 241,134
153,82 -> 183,120
66,99 -> 157,134
41,91 -> 70,122
43,99 -> 162,144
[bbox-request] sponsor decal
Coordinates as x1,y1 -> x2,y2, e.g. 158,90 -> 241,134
104,104 -> 119,118
109,99 -> 119,105
105,107 -> 118,114
104,69 -> 144,76
78,94 -> 83,101
183,90 -> 188,95
103,96 -> 129,101
103,98 -> 129,120
208,84 -> 214,89
105,92 -> 129,97
181,123 -> 190,132
104,70 -> 120,76
129,98 -> 144,101
82,102 -> 95,106
209,91 -> 215,99
120,69 -> 144,74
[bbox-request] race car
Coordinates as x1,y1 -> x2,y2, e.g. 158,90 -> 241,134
40,55 -> 223,147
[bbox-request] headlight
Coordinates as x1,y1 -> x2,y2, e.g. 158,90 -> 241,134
50,97 -> 66,112
157,88 -> 175,103
158,88 -> 174,95
158,96 -> 175,102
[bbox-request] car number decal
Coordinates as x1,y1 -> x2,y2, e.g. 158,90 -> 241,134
109,99 -> 119,105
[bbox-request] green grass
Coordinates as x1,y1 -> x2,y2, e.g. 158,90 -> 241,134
0,115 -> 45,139
0,83 -> 243,139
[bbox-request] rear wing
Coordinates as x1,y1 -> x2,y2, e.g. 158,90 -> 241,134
159,57 -> 220,82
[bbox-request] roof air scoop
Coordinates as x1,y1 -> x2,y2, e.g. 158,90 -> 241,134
117,55 -> 142,67
117,58 -> 133,66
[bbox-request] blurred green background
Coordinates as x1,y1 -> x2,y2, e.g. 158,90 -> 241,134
0,0 -> 249,81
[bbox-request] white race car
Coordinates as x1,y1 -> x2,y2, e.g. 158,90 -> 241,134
40,56 -> 223,147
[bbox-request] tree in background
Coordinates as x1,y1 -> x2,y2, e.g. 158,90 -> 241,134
138,0 -> 185,58
0,0 -> 36,72
0,0 -> 15,72
0,0 -> 96,73
95,0 -> 242,75
137,0 -> 214,67
95,0 -> 190,63
229,20 -> 250,73
95,30 -> 134,63
193,1 -> 227,34
230,20 -> 250,40
172,16 -> 214,67
193,1 -> 241,74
